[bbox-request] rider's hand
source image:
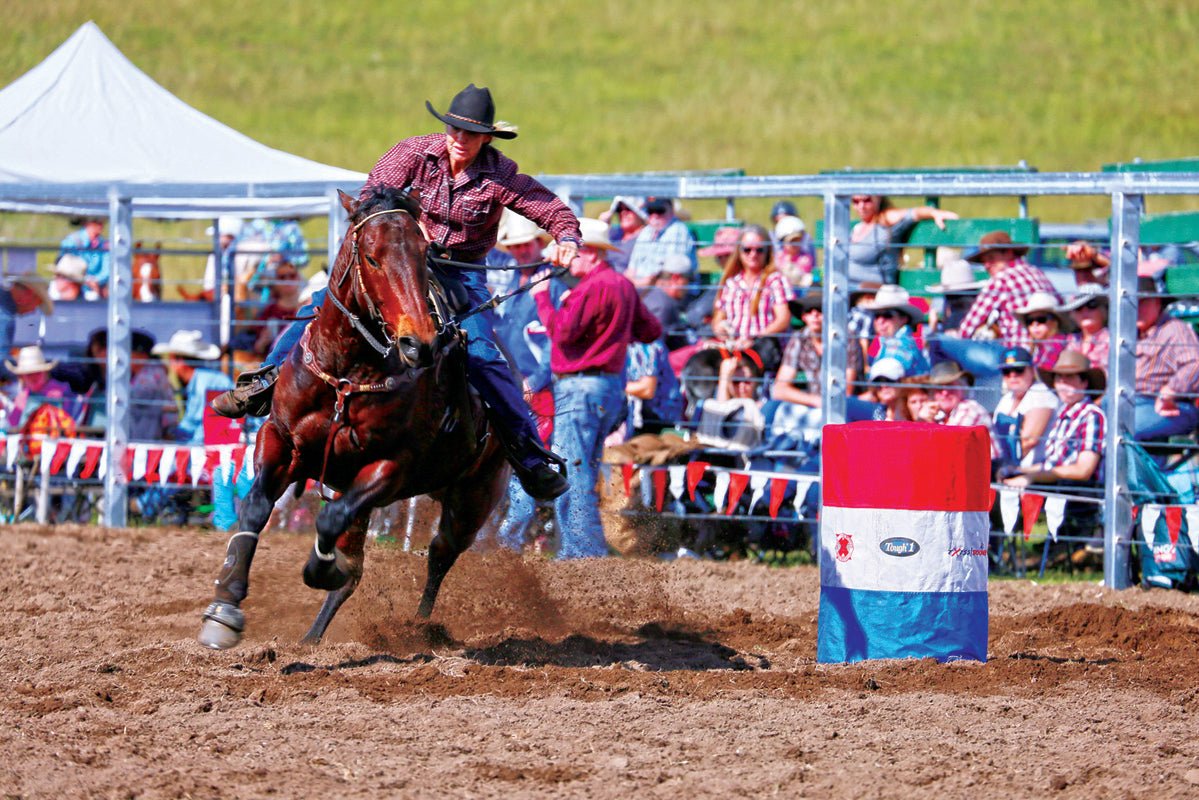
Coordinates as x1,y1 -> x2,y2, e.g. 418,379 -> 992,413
552,240 -> 578,269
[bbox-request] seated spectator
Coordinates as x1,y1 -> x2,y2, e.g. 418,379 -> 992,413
625,338 -> 684,436
129,332 -> 178,441
992,346 -> 1059,468
904,381 -> 937,422
1063,241 -> 1111,287
49,255 -> 86,302
601,196 -> 647,273
4,346 -> 78,429
926,259 -> 986,336
773,215 -> 815,289
638,253 -> 691,335
848,282 -> 881,369
1060,283 -> 1109,373
1,275 -> 54,381
924,361 -> 996,451
626,197 -> 697,288
1135,276 -> 1199,442
249,262 -> 304,357
853,357 -> 909,420
710,225 -> 794,369
1014,291 -> 1072,371
849,195 -> 958,284
770,200 -> 799,231
772,292 -> 864,409
958,232 -> 1060,348
694,354 -> 766,450
56,216 -> 110,300
865,285 -> 930,377
151,331 -> 232,444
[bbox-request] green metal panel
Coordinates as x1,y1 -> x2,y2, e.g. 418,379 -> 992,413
1137,211 -> 1199,245
813,217 -> 1038,249
1101,158 -> 1199,173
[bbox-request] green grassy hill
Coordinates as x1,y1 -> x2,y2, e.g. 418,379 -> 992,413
5,0 -> 1199,245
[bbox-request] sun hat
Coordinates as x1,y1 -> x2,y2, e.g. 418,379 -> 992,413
608,196 -> 647,222
927,260 -> 987,294
927,360 -> 975,388
770,200 -> 798,220
964,231 -> 1030,263
1014,291 -> 1073,332
497,213 -> 550,249
1039,349 -> 1105,394
1058,283 -> 1109,313
697,225 -> 743,259
868,357 -> 906,383
577,218 -> 617,251
660,253 -> 693,276
10,274 -> 54,315
52,254 -> 88,283
205,216 -> 243,238
774,215 -> 807,243
5,345 -> 57,376
426,83 -> 517,139
865,284 -> 926,324
999,346 -> 1034,370
151,330 -> 221,361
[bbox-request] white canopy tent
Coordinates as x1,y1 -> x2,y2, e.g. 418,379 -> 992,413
0,21 -> 364,218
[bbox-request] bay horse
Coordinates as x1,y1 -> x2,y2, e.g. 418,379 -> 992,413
198,187 -> 509,650
132,241 -> 162,302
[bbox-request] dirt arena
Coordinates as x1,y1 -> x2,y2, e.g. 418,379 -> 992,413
3,523 -> 1199,799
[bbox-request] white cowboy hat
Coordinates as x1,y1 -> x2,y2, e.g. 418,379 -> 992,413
607,196 -> 647,222
10,274 -> 54,315
1014,291 -> 1073,331
151,330 -> 221,361
497,213 -> 550,249
927,260 -> 987,294
577,218 -> 617,251
205,216 -> 244,238
53,254 -> 88,283
1057,282 -> 1109,313
865,284 -> 926,324
774,215 -> 807,242
5,345 -> 57,376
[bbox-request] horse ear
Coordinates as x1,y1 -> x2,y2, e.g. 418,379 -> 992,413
338,190 -> 357,216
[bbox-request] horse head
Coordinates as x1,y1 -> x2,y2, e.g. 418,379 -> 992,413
335,188 -> 433,368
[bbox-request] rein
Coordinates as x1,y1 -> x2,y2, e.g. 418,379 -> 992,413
452,261 -> 566,324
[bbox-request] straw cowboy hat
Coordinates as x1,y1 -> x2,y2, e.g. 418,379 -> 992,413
1039,349 -> 1106,394
5,345 -> 57,376
10,274 -> 54,315
928,260 -> 987,294
577,218 -> 617,251
1014,291 -> 1074,332
965,231 -> 1030,263
426,83 -> 517,139
774,215 -> 807,243
53,254 -> 88,283
865,284 -> 926,324
1058,282 -> 1109,313
497,213 -> 550,250
926,360 -> 975,388
151,330 -> 221,361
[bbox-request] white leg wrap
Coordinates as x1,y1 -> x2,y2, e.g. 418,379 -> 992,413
228,531 -> 260,544
313,536 -> 336,561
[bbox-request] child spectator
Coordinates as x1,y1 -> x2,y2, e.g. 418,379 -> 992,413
4,346 -> 78,428
773,215 -> 815,289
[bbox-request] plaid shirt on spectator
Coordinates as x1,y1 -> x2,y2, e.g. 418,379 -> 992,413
1136,314 -> 1199,397
360,134 -> 580,263
715,271 -> 793,341
1041,401 -> 1106,470
945,398 -> 999,458
782,328 -> 864,388
958,261 -> 1059,348
1066,328 -> 1110,373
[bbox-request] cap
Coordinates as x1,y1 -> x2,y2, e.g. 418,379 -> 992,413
999,346 -> 1033,369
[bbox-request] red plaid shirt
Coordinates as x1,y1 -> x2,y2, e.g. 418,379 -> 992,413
360,134 -> 581,262
714,271 -> 793,340
958,261 -> 1059,347
1042,400 -> 1106,470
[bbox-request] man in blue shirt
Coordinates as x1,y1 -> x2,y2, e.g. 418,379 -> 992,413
625,197 -> 697,288
57,217 -> 111,300
151,330 -> 232,444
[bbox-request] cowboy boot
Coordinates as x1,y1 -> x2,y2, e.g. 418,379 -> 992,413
211,364 -> 278,418
505,436 -> 570,502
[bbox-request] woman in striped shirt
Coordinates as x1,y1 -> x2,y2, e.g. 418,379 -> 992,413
710,225 -> 794,369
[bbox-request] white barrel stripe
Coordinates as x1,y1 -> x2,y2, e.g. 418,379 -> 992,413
821,506 -> 989,593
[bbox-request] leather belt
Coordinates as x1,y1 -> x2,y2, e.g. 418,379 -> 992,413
554,368 -> 617,379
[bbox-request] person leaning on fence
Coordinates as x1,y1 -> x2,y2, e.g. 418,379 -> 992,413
1014,290 -> 1072,371
848,195 -> 958,285
625,197 -> 697,289
212,83 -> 582,502
599,196 -> 647,274
0,275 -> 54,382
3,346 -> 79,430
1060,283 -> 1109,373
532,217 -> 662,559
992,346 -> 1059,469
56,216 -> 110,301
1134,275 -> 1199,443
865,284 -> 930,377
710,224 -> 794,370
923,361 -> 998,456
154,331 -> 232,445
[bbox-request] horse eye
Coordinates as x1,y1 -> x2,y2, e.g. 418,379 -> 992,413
364,254 -> 380,269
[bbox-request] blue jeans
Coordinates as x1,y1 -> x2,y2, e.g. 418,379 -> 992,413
928,337 -> 1006,411
1134,395 -> 1199,442
263,270 -> 544,470
552,374 -> 625,559
496,475 -> 537,549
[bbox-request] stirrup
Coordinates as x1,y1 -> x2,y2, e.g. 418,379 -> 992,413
212,365 -> 278,418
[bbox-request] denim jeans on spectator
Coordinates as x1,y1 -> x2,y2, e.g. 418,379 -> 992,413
928,336 -> 1006,410
552,374 -> 625,559
496,475 -> 536,550
1133,395 -> 1199,442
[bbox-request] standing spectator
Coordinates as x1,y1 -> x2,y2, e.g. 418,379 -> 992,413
992,346 -> 1059,468
57,216 -> 110,300
1135,276 -> 1199,442
625,338 -> 684,436
130,331 -> 177,441
0,275 -> 53,381
601,196 -> 647,273
1061,284 -> 1110,374
191,216 -> 243,303
533,218 -> 662,558
4,346 -> 78,429
1014,291 -> 1073,371
626,197 -> 697,287
52,327 -> 110,429
865,285 -> 930,377
849,195 -> 957,284
153,331 -> 232,445
710,225 -> 794,369
773,215 -> 815,289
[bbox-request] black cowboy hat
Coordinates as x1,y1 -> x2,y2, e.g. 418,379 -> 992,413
426,84 -> 517,139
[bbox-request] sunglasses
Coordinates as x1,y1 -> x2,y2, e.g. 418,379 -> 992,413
851,197 -> 875,205
1001,366 -> 1028,376
1026,315 -> 1054,325
1075,299 -> 1104,311
875,310 -> 903,320
741,246 -> 768,255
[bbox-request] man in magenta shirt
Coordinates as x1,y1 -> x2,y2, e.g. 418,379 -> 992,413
533,218 -> 662,557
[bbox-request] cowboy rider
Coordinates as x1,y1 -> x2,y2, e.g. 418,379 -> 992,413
212,84 -> 580,501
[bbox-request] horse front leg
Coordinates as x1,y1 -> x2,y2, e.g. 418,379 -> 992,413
301,511 -> 370,645
302,462 -> 397,592
198,424 -> 293,650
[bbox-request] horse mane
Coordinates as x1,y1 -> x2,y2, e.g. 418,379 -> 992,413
356,185 -> 421,222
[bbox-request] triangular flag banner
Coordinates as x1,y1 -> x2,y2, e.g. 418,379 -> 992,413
120,449 -> 134,481
998,488 -> 1019,533
1141,506 -> 1161,546
80,445 -> 103,479
1043,496 -> 1067,541
5,435 -> 18,470
651,468 -> 668,512
173,449 -> 190,484
189,447 -> 206,486
218,446 -> 232,472
686,461 -> 709,501
49,441 -> 72,476
1165,506 -> 1183,546
97,446 -> 107,479
1186,507 -> 1199,553
794,477 -> 816,519
1021,492 -> 1045,541
620,463 -> 633,497
748,473 -> 769,512
712,471 -> 730,513
667,466 -> 685,505
726,472 -> 750,516
66,441 -> 88,479
231,446 -> 246,480
203,449 -> 221,484
145,448 -> 163,483
132,445 -> 149,481
769,477 -> 789,519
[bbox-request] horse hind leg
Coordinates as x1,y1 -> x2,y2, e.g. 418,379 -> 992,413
301,512 -> 369,645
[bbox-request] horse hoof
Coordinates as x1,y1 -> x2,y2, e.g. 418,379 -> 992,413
198,602 -> 244,650
302,550 -> 350,591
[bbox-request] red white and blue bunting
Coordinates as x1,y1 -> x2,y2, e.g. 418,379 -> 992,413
3,435 -> 254,487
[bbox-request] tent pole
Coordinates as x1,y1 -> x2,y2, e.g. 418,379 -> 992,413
103,193 -> 133,528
